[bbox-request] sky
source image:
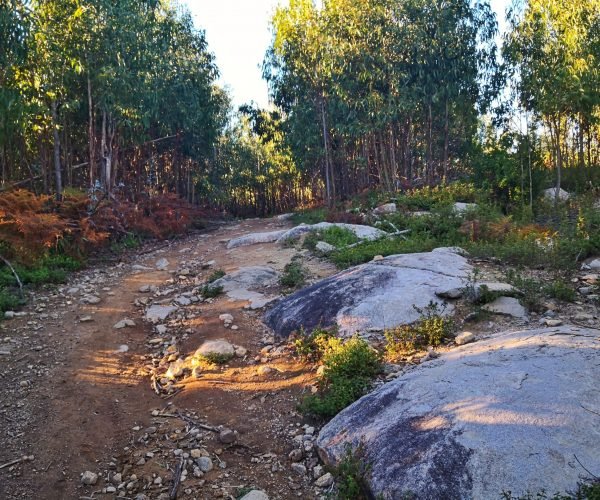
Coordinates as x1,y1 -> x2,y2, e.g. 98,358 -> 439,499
184,0 -> 511,110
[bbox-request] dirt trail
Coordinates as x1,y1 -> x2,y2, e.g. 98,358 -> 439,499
0,217 -> 337,500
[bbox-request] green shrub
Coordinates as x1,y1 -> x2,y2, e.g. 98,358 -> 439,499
385,302 -> 454,357
292,327 -> 333,361
207,269 -> 225,283
199,352 -> 233,365
301,335 -> 381,419
200,284 -> 223,298
543,280 -> 576,302
280,260 -> 307,288
304,226 -> 360,251
0,287 -> 23,314
291,207 -> 328,225
504,270 -> 545,312
333,444 -> 373,500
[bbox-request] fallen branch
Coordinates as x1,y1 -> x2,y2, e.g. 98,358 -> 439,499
155,412 -> 219,433
0,455 -> 34,470
0,254 -> 24,299
169,457 -> 184,500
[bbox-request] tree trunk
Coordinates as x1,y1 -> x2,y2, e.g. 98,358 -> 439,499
87,74 -> 94,187
320,96 -> 333,205
51,100 -> 62,201
443,100 -> 449,182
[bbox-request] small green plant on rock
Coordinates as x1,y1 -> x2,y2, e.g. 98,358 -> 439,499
200,283 -> 224,299
385,302 -> 454,358
280,259 -> 307,288
207,269 -> 225,283
301,334 -> 382,419
333,443 -> 373,500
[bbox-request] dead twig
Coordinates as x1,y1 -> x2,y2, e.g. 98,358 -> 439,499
0,254 -> 24,299
169,457 -> 184,500
155,412 -> 219,433
0,455 -> 33,470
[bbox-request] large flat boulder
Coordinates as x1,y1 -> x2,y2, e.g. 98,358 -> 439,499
264,248 -> 471,338
277,222 -> 386,242
212,266 -> 279,292
226,230 -> 287,249
226,222 -> 387,249
317,326 -> 600,499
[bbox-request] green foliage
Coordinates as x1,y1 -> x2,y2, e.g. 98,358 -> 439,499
0,255 -> 82,288
332,444 -> 373,500
0,287 -> 23,314
543,280 -> 576,303
385,302 -> 454,357
304,226 -> 359,251
280,260 -> 307,288
293,327 -> 334,361
291,207 -> 329,225
200,284 -> 224,299
504,270 -> 545,312
198,352 -> 233,365
207,269 -> 226,283
301,334 -> 382,419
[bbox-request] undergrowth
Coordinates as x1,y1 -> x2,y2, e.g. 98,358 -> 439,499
332,444 -> 373,500
280,259 -> 307,288
304,226 -> 359,251
385,302 -> 455,358
297,331 -> 382,419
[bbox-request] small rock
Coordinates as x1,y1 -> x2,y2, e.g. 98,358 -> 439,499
219,313 -> 234,322
373,202 -> 397,215
315,472 -> 334,488
196,339 -> 235,358
315,241 -> 336,254
455,331 -> 475,346
288,449 -> 303,462
291,463 -> 307,475
239,491 -> 269,500
156,258 -> 169,270
218,429 -> 236,444
114,319 -> 136,329
195,456 -> 213,473
79,315 -> 93,322
543,319 -> 563,327
257,365 -> 273,376
81,471 -> 98,485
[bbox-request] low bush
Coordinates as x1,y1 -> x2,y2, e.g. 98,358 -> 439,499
332,443 -> 373,500
207,269 -> 226,283
301,334 -> 382,419
0,287 -> 23,313
280,260 -> 307,288
385,302 -> 455,357
200,284 -> 224,298
304,226 -> 359,251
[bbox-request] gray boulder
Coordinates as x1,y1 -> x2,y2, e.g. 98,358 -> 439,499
278,222 -> 386,242
226,230 -> 287,249
481,296 -> 528,319
317,326 -> 600,499
212,266 -> 280,309
373,203 -> 397,215
264,248 -> 471,338
543,187 -> 571,202
212,266 -> 279,292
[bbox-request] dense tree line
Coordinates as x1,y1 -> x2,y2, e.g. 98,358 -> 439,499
264,0 -> 500,205
265,0 -> 600,206
0,0 -> 227,202
0,0 -> 598,215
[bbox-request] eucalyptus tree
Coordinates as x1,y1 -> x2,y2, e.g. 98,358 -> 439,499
505,0 -> 600,201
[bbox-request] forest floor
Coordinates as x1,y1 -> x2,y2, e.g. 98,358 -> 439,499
0,216 -> 339,500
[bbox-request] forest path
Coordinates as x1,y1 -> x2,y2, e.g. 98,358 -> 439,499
0,216 -> 337,500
